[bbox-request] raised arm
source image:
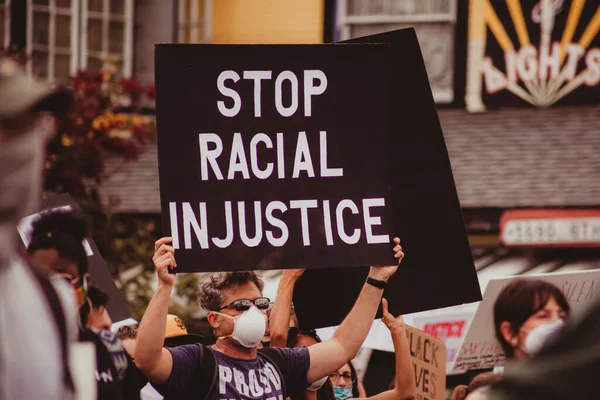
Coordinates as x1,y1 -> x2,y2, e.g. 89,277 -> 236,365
306,238 -> 403,383
133,237 -> 176,384
368,298 -> 416,400
269,269 -> 305,348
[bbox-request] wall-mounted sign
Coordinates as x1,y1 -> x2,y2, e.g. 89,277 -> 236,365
466,0 -> 600,111
501,209 -> 600,247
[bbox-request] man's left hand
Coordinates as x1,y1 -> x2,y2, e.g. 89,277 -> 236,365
368,237 -> 403,282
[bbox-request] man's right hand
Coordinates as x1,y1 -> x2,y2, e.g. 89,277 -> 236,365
153,237 -> 177,286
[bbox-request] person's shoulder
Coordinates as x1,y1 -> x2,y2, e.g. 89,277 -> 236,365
169,343 -> 204,364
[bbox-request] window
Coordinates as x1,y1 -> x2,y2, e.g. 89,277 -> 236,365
27,0 -> 79,83
4,0 -> 133,83
81,0 -> 133,77
337,0 -> 456,103
1,1 -> 9,48
177,0 -> 212,44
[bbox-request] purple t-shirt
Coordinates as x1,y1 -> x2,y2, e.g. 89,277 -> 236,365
154,344 -> 310,400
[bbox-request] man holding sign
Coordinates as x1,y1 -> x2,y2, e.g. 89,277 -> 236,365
134,236 -> 404,400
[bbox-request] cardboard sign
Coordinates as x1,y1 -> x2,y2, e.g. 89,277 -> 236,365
292,28 -> 481,328
155,43 -> 397,272
454,269 -> 600,371
363,323 -> 446,400
17,193 -> 132,323
406,326 -> 446,400
318,321 -> 446,400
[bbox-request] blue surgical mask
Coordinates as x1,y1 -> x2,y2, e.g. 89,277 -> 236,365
334,386 -> 353,400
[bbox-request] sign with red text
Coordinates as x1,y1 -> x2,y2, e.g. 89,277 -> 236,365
155,44 -> 396,272
501,209 -> 600,247
453,269 -> 600,371
413,313 -> 473,375
465,0 -> 600,111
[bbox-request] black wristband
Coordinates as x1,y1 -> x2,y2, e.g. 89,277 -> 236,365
366,276 -> 387,289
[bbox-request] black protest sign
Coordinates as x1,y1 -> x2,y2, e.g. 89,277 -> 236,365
293,28 -> 481,328
17,193 -> 132,323
155,44 -> 396,272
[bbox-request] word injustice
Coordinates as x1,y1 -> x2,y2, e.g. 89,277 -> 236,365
168,198 -> 389,249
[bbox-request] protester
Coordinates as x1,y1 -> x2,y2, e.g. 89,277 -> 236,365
134,236 -> 403,400
79,285 -> 113,331
117,323 -> 139,357
450,372 -> 502,400
27,210 -> 90,306
0,57 -> 76,400
328,299 -> 415,400
489,288 -> 600,400
269,269 -> 414,400
493,279 -> 570,360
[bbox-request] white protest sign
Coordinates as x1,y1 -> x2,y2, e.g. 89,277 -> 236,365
70,342 -> 97,400
412,311 -> 474,375
453,268 -> 600,371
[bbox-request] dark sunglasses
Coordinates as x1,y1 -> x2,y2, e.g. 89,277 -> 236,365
219,297 -> 271,312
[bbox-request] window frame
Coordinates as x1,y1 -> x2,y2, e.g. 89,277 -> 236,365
80,0 -> 134,77
1,0 -> 11,49
336,0 -> 457,103
176,0 -> 212,44
26,0 -> 80,83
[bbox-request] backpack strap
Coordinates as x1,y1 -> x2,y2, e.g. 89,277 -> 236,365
196,344 -> 218,400
27,262 -> 74,391
259,347 -> 288,398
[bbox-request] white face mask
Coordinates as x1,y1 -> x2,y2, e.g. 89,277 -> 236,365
522,318 -> 565,355
215,306 -> 267,348
0,128 -> 45,265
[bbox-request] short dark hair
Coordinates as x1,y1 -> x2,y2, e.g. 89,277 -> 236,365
494,279 -> 570,358
27,210 -> 89,277
79,285 -> 109,327
116,324 -> 139,340
198,271 -> 264,311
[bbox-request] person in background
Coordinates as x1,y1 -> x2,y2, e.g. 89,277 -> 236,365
269,269 -> 415,400
27,210 -> 90,305
79,301 -> 142,400
326,299 -> 414,400
494,279 -> 570,360
79,285 -> 113,331
116,314 -> 206,358
489,286 -> 600,400
116,324 -> 139,357
116,314 -> 207,400
450,372 -> 502,400
0,57 -> 75,400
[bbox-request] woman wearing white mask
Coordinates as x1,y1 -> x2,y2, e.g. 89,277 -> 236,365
494,279 -> 570,359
